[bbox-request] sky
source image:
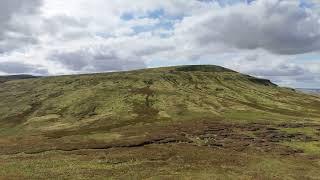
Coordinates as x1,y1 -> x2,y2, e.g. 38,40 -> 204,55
0,0 -> 320,88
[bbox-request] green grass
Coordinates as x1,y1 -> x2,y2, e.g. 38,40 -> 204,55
0,65 -> 320,179
282,141 -> 320,156
280,127 -> 319,137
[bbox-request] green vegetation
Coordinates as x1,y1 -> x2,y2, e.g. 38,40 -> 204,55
0,65 -> 320,179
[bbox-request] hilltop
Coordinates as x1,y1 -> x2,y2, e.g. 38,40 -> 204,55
0,65 -> 320,179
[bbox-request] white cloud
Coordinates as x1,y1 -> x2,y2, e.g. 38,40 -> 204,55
0,0 -> 42,53
223,50 -> 320,87
0,61 -> 47,75
174,0 -> 320,54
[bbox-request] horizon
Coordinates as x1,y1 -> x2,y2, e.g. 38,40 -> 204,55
0,64 -> 319,89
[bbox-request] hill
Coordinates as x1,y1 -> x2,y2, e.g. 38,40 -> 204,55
0,65 -> 320,179
0,74 -> 38,83
297,88 -> 320,95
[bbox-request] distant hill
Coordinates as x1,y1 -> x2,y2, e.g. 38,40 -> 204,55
0,74 -> 38,83
0,65 -> 320,179
297,88 -> 320,95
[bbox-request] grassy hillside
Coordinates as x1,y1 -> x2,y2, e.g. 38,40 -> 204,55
0,65 -> 320,179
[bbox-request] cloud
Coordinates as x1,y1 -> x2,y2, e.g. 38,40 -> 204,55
0,0 -> 43,53
225,52 -> 304,76
0,0 -> 42,32
174,0 -> 320,54
223,50 -> 320,87
49,46 -> 146,73
0,61 -> 47,75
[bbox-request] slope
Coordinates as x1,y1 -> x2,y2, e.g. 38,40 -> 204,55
0,65 -> 320,179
